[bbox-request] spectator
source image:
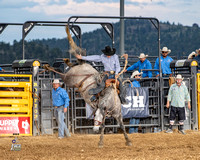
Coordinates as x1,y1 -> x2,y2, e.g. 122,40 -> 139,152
129,70 -> 142,133
154,47 -> 173,77
126,53 -> 152,78
165,74 -> 191,135
52,79 -> 71,139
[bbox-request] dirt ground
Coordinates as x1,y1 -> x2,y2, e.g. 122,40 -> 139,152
1,130 -> 200,160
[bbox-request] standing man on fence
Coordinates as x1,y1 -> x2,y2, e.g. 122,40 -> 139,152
165,74 -> 191,135
154,47 -> 173,77
52,79 -> 71,139
125,53 -> 152,78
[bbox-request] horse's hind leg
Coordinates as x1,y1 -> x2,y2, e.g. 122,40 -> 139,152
98,123 -> 105,148
117,114 -> 132,146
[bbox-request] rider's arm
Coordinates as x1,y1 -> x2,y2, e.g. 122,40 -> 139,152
81,55 -> 102,62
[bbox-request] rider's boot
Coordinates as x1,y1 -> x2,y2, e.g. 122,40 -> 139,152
88,74 -> 108,95
88,83 -> 105,95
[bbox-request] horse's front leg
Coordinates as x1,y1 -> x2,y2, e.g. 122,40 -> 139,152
117,114 -> 132,146
98,123 -> 105,148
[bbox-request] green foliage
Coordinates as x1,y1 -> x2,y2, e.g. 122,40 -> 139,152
0,20 -> 200,65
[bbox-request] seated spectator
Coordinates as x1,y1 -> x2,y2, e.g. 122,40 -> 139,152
125,53 -> 152,78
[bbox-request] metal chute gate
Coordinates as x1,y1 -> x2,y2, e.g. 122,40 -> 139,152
0,74 -> 33,136
1,16 -> 200,137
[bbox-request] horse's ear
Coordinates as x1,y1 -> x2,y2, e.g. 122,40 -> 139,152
43,64 -> 50,70
63,58 -> 70,64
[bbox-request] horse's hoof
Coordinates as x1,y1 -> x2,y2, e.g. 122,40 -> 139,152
126,141 -> 132,146
98,143 -> 104,148
98,145 -> 103,148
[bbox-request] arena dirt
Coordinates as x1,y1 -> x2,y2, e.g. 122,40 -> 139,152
1,130 -> 200,160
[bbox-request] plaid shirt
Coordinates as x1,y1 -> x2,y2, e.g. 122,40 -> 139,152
167,83 -> 190,107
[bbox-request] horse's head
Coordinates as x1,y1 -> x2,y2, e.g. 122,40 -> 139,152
93,86 -> 122,133
93,108 -> 104,133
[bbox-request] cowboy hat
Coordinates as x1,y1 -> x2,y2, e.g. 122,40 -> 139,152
130,71 -> 143,79
188,51 -> 196,59
175,74 -> 184,80
53,79 -> 60,84
161,47 -> 171,54
138,53 -> 148,59
101,46 -> 116,56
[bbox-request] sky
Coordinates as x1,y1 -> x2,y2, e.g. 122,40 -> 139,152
0,0 -> 200,43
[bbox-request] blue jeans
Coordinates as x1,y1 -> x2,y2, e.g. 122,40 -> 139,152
129,118 -> 140,133
54,106 -> 71,138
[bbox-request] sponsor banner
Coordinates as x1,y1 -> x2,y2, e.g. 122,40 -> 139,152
0,117 -> 30,134
121,87 -> 149,118
86,87 -> 149,119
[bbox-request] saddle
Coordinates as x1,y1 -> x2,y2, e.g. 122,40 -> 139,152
105,79 -> 120,94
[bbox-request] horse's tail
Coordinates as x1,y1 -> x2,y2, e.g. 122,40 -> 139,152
65,25 -> 86,57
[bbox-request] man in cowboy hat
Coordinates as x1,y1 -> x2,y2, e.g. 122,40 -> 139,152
129,70 -> 142,133
76,46 -> 120,75
129,70 -> 143,87
154,47 -> 173,77
76,46 -> 126,104
52,79 -> 71,139
125,53 -> 152,78
165,74 -> 191,135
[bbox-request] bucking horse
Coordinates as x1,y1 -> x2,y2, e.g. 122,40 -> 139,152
44,26 -> 132,148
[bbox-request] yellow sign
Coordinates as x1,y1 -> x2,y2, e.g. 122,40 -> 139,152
191,61 -> 198,66
33,61 -> 40,67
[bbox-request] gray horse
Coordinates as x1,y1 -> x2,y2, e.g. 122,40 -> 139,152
45,25 -> 132,147
57,61 -> 132,147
